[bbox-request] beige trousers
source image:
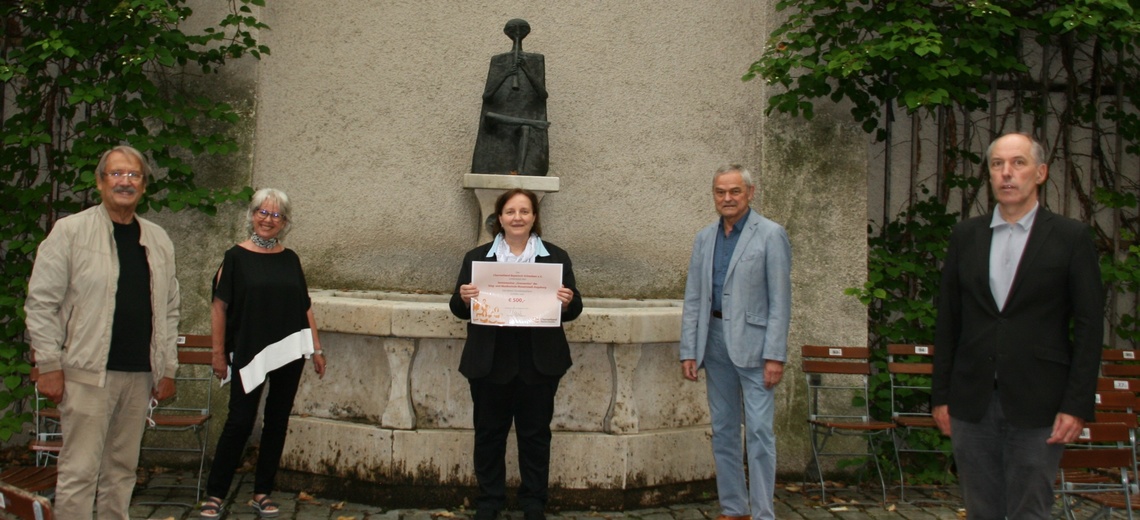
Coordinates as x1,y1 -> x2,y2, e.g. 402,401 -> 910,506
54,371 -> 152,520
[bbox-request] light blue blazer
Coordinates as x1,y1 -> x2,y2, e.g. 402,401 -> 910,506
680,209 -> 792,368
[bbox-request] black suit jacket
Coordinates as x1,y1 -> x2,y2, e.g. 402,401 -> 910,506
449,240 -> 583,380
932,208 -> 1104,428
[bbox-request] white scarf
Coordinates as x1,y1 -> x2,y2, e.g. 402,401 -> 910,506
494,233 -> 539,263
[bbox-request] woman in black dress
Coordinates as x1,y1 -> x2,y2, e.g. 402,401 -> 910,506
450,188 -> 583,520
200,188 -> 326,519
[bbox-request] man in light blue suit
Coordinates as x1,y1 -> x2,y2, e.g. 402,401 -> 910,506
680,164 -> 792,520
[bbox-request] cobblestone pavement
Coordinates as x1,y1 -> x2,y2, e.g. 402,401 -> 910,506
127,471 -> 1129,519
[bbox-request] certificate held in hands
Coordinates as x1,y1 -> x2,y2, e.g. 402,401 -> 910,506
470,261 -> 563,327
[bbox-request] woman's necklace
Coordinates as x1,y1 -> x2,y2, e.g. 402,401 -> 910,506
250,234 -> 278,250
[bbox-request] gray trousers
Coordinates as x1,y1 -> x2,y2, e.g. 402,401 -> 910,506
950,390 -> 1063,520
703,318 -> 777,520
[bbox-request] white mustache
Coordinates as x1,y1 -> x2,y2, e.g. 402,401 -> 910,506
113,186 -> 137,195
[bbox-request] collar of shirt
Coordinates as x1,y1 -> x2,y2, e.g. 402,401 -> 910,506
990,201 -> 1039,232
486,233 -> 550,260
719,209 -> 751,236
988,201 -> 1037,312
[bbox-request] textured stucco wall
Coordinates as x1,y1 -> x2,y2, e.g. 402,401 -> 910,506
239,1 -> 772,299
762,112 -> 871,473
149,0 -> 870,479
157,1 -> 868,313
146,1 -> 261,333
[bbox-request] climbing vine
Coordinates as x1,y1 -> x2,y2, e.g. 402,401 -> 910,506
750,0 -> 1140,483
0,0 -> 265,441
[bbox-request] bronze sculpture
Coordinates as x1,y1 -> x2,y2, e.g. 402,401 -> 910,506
471,19 -> 549,176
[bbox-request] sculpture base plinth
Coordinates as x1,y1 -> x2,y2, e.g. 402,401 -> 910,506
463,173 -> 560,244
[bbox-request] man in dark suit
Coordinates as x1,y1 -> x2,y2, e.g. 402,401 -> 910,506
932,132 -> 1104,519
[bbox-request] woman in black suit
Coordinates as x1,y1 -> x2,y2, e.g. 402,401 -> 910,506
449,188 -> 583,520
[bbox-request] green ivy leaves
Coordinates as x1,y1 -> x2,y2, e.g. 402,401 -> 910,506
744,1 -> 1137,134
0,0 -> 266,441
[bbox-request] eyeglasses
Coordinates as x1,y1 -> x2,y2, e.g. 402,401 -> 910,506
255,209 -> 284,221
104,170 -> 144,183
146,397 -> 159,427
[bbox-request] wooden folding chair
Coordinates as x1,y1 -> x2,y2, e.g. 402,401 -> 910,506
27,365 -> 60,467
1102,349 -> 1140,379
1098,377 -> 1140,394
802,345 -> 895,503
0,467 -> 56,497
1096,390 -> 1137,413
1062,408 -> 1139,493
1093,390 -> 1138,427
885,343 -> 951,502
1094,392 -> 1140,492
0,480 -> 53,520
0,359 -> 63,498
1056,422 -> 1138,520
137,334 -> 214,507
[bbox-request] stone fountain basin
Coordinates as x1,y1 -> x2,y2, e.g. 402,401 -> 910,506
281,290 -> 713,508
309,289 -> 682,342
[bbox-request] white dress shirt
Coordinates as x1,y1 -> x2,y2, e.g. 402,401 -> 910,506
989,203 -> 1038,311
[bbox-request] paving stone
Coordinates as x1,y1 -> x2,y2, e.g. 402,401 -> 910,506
795,510 -> 842,519
367,511 -> 402,520
891,510 -> 939,519
665,507 -> 707,520
294,510 -> 332,520
582,512 -> 626,520
630,512 -> 673,520
126,470 -> 1126,520
401,510 -> 439,520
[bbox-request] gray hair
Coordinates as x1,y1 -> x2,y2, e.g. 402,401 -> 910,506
95,145 -> 153,186
987,132 -> 1047,166
245,188 -> 293,239
713,164 -> 754,188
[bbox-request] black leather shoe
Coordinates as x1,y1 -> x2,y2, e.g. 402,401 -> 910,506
523,510 -> 546,520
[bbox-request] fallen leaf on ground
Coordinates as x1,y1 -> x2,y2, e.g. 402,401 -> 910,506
784,484 -> 801,492
331,501 -> 345,510
298,491 -> 316,502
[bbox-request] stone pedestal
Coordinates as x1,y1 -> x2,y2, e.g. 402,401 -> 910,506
282,291 -> 712,509
462,174 -> 560,244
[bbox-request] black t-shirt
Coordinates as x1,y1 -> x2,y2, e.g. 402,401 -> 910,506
212,246 -> 311,375
106,219 -> 153,372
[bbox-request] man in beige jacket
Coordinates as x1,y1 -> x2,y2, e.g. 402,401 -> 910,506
25,145 -> 180,520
